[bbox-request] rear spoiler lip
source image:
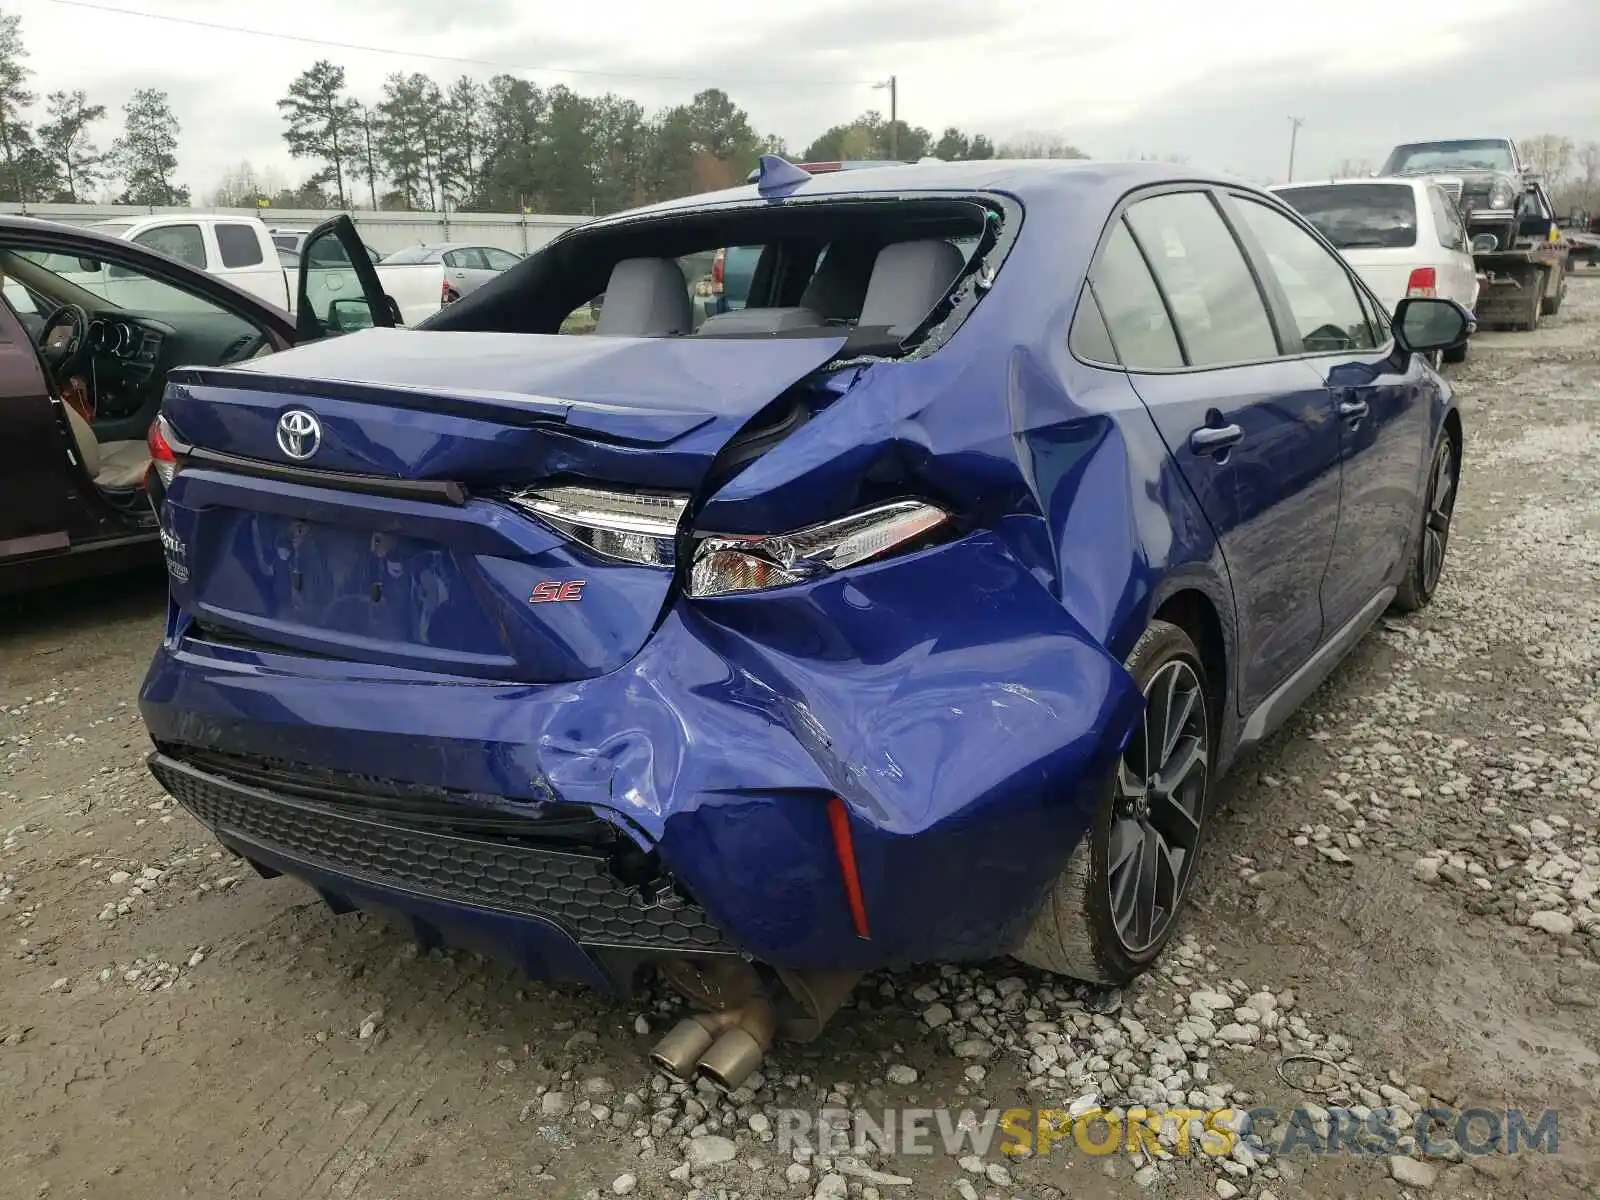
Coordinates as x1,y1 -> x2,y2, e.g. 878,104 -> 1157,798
185,446 -> 469,506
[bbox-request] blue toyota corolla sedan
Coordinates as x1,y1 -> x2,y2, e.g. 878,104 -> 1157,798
138,158 -> 1469,1087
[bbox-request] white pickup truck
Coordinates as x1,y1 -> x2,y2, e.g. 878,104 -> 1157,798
62,214 -> 448,325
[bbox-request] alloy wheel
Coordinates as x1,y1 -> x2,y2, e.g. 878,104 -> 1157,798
1108,660 -> 1209,953
1421,440 -> 1456,595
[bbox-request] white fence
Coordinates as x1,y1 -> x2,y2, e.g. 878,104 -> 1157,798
0,203 -> 592,256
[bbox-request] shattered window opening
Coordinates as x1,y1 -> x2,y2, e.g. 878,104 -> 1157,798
431,193 -> 1019,364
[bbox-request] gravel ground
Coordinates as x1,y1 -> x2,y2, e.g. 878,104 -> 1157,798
3,278 -> 1598,1200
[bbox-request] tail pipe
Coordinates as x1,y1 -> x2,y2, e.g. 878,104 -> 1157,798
649,961 -> 863,1092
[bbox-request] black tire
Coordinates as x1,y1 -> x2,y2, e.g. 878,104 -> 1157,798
1441,337 -> 1469,365
1013,619 -> 1215,984
1392,433 -> 1458,612
1540,274 -> 1565,316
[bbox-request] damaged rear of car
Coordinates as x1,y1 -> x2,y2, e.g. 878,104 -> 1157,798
139,161 -> 1230,1086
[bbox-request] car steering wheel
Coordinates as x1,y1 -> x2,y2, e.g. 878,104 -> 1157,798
39,303 -> 93,384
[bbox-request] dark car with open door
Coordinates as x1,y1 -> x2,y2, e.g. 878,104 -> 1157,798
0,214 -> 395,594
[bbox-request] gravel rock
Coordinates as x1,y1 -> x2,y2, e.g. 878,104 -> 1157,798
610,1173 -> 636,1195
685,1134 -> 737,1169
922,1003 -> 953,1029
1389,1155 -> 1440,1188
1528,910 -> 1576,935
885,1064 -> 918,1086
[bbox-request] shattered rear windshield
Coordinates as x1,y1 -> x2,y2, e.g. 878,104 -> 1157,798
440,195 -> 1012,359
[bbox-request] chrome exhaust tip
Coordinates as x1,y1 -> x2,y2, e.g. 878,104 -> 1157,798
694,996 -> 777,1093
649,1017 -> 716,1078
696,1026 -> 766,1093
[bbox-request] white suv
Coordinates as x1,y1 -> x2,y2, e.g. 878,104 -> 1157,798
1272,176 -> 1479,362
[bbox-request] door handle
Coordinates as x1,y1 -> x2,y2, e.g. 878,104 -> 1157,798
1189,423 -> 1244,456
1338,397 -> 1370,421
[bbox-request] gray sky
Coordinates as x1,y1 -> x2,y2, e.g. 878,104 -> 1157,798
12,0 -> 1600,204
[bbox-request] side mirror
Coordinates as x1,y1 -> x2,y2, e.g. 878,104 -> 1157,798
77,257 -> 101,273
1394,297 -> 1475,356
327,297 -> 375,333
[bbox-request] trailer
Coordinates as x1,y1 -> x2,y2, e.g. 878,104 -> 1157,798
1567,226 -> 1600,270
1471,239 -> 1570,331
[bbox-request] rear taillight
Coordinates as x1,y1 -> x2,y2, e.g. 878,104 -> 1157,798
147,414 -> 183,489
688,501 -> 951,598
711,248 -> 725,295
442,280 -> 460,304
1406,267 -> 1438,298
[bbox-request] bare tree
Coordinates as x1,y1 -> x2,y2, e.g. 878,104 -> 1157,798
1329,157 -> 1373,179
997,131 -> 1087,159
1520,134 -> 1575,188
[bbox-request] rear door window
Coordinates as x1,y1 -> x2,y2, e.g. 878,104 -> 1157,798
216,224 -> 264,268
1068,284 -> 1119,365
1274,184 -> 1419,250
445,247 -> 489,270
132,223 -> 207,269
1125,191 -> 1278,366
1088,220 -> 1183,369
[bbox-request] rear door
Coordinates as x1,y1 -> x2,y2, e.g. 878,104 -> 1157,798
1226,192 -> 1428,633
295,215 -> 399,340
1095,189 -> 1341,715
443,247 -> 494,296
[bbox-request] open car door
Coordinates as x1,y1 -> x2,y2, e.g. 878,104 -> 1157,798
296,215 -> 400,340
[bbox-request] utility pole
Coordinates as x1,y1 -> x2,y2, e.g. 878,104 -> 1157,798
1287,116 -> 1305,183
875,76 -> 898,159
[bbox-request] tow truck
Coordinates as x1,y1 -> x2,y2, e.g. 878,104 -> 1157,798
1382,137 -> 1571,331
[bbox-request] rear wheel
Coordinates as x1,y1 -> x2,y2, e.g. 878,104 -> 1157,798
1014,620 -> 1214,984
1540,272 -> 1565,316
1393,433 -> 1457,612
1525,271 -> 1547,330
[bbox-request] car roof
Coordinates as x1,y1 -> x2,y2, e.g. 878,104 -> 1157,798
591,159 -> 1267,224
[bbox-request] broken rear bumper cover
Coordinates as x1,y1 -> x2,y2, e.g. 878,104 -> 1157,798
139,530 -> 1141,992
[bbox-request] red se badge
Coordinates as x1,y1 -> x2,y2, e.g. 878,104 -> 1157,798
529,580 -> 587,603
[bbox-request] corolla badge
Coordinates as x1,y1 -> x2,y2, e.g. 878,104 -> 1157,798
276,409 -> 322,460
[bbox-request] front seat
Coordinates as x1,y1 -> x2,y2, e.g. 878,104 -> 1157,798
62,403 -> 150,491
857,239 -> 967,338
594,258 -> 693,336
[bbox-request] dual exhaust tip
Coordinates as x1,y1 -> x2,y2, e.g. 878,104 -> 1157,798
649,996 -> 778,1093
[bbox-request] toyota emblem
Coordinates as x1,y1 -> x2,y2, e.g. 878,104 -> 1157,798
276,409 -> 322,460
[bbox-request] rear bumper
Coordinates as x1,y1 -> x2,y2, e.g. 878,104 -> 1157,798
149,753 -> 726,995
140,530 -> 1140,977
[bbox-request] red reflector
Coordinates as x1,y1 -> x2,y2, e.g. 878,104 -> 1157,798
1406,267 -> 1438,298
441,279 -> 458,304
826,796 -> 871,939
712,248 -> 725,286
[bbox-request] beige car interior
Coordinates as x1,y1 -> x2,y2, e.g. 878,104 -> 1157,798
2,250 -> 278,493
61,401 -> 152,491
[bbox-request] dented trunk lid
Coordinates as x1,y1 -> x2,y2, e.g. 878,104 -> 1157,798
159,329 -> 847,681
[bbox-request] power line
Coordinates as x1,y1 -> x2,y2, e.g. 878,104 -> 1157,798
31,0 -> 879,88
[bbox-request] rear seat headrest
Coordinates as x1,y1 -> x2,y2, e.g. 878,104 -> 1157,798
594,257 -> 693,336
857,239 -> 966,334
